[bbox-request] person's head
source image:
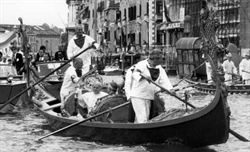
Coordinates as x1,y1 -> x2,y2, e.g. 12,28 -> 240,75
7,59 -> 12,65
11,46 -> 17,54
92,82 -> 103,94
75,28 -> 84,38
245,52 -> 250,60
130,45 -> 135,51
44,53 -> 49,61
39,49 -> 45,57
73,58 -> 83,70
226,52 -> 232,61
107,81 -> 118,95
136,44 -> 141,51
148,49 -> 164,67
58,51 -> 63,59
40,45 -> 46,51
116,46 -> 121,53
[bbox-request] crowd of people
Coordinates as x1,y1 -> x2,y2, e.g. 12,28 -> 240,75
0,41 -> 69,76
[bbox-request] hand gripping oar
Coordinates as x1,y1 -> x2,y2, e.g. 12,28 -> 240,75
0,45 -> 94,110
173,62 -> 205,87
140,74 -> 249,142
140,74 -> 196,109
37,101 -> 131,141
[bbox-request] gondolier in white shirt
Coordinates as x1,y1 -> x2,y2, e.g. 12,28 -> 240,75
67,29 -> 100,72
203,54 -> 213,84
239,52 -> 250,84
130,49 -> 174,123
60,58 -> 87,111
222,53 -> 237,85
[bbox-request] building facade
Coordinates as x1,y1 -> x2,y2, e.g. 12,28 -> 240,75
0,24 -> 61,58
66,0 -> 249,57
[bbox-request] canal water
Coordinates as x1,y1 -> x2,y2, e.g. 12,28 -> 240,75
0,76 -> 249,152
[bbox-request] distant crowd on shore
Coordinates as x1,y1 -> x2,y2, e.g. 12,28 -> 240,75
0,41 -> 68,75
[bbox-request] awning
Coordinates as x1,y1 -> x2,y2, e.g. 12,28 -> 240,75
176,37 -> 201,50
0,31 -> 16,49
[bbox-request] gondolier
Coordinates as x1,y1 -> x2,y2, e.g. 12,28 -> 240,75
67,29 -> 100,72
239,52 -> 250,84
222,53 -> 237,85
130,49 -> 174,123
60,58 -> 86,111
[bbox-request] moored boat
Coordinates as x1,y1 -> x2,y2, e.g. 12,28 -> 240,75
0,64 -> 26,113
185,78 -> 250,94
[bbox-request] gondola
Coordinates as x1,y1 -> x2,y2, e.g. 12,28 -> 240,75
185,78 -> 250,94
30,65 -> 230,148
0,64 -> 26,113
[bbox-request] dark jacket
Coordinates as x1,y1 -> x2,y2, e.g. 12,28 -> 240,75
12,52 -> 24,74
54,51 -> 68,61
35,53 -> 51,62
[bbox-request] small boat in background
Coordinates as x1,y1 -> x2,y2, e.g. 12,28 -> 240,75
185,79 -> 250,94
34,61 -> 70,87
0,64 -> 26,113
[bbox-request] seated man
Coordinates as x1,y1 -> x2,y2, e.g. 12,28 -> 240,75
77,82 -> 108,117
55,50 -> 68,61
60,58 -> 86,115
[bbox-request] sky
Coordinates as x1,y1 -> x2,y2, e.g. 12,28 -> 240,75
0,0 -> 68,29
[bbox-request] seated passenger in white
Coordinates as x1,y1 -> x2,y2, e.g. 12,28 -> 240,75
78,82 -> 108,116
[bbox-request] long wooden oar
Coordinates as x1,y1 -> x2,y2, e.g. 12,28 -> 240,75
141,74 -> 249,142
173,62 -> 206,87
229,129 -> 249,142
0,45 -> 93,110
37,101 -> 131,141
140,74 -> 196,109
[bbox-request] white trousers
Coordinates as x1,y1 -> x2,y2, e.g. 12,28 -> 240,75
224,74 -> 232,85
131,97 -> 151,123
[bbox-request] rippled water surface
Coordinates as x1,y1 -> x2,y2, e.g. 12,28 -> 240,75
0,76 -> 249,152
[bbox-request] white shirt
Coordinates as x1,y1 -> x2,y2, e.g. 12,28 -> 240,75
60,66 -> 88,97
205,61 -> 212,82
222,60 -> 237,74
130,60 -> 173,100
124,65 -> 135,100
1,48 -> 13,60
239,58 -> 250,75
239,58 -> 250,81
78,91 -> 108,113
67,34 -> 100,72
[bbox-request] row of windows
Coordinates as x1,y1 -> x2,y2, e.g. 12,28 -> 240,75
112,3 -> 149,22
